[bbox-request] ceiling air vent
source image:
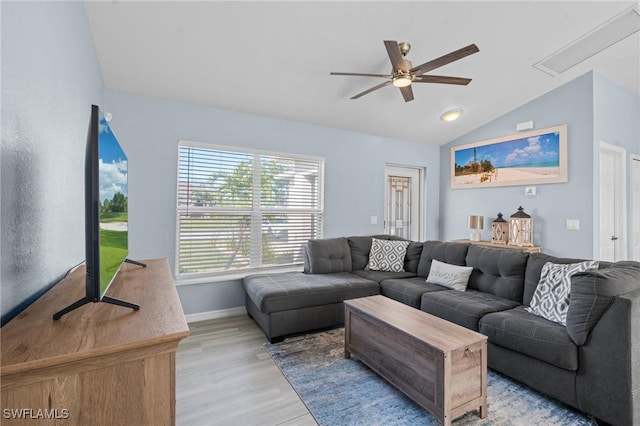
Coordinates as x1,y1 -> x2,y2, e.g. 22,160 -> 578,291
534,5 -> 640,76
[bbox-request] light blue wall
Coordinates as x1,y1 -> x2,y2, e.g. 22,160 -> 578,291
593,72 -> 640,258
5,3 -> 634,321
103,91 -> 441,315
440,72 -> 596,258
1,1 -> 104,323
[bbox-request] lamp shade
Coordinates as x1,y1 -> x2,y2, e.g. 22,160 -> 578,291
467,215 -> 484,241
467,215 -> 484,230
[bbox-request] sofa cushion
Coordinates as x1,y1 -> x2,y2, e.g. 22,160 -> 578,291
479,306 -> 578,371
526,260 -> 599,325
416,241 -> 470,278
420,290 -> 519,331
567,261 -> 640,345
403,241 -> 424,273
304,237 -> 352,274
426,259 -> 473,291
352,269 -> 416,283
465,245 -> 528,302
365,238 -> 410,272
380,277 -> 448,308
242,272 -> 378,314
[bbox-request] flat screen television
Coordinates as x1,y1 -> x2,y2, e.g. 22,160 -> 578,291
53,105 -> 144,320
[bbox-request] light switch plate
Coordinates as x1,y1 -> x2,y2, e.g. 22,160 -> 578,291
370,216 -> 377,225
525,186 -> 537,196
566,219 -> 580,230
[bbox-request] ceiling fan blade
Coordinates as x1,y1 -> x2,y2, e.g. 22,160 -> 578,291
384,40 -> 407,72
350,80 -> 392,99
400,86 -> 414,102
413,75 -> 472,85
330,72 -> 392,78
410,44 -> 479,76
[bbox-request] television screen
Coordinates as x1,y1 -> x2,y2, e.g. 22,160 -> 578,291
97,111 -> 128,297
53,105 -> 140,320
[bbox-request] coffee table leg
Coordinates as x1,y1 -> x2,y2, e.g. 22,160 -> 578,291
480,341 -> 488,418
344,306 -> 351,358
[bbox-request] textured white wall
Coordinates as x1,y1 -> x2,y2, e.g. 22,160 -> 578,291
1,2 -> 104,322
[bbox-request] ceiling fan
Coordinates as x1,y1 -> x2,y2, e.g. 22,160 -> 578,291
330,41 -> 479,102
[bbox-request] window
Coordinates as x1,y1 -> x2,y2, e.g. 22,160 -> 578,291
176,141 -> 324,277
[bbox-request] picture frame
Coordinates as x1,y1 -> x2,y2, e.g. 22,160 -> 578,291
451,124 -> 567,189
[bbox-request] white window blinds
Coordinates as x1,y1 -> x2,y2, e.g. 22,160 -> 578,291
177,141 -> 324,276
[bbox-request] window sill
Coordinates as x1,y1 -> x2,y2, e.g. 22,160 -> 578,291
175,265 -> 304,286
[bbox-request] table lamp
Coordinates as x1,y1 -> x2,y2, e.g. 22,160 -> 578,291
468,215 -> 484,242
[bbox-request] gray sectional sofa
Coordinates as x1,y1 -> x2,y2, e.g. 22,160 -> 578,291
242,235 -> 640,425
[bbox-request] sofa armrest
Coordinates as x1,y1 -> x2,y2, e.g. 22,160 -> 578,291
574,287 -> 640,425
567,261 -> 640,345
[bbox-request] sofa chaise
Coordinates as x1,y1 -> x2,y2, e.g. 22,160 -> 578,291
242,235 -> 640,425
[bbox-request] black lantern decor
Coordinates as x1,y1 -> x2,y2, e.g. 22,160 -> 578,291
491,213 -> 509,244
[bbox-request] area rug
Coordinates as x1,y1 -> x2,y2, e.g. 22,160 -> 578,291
265,328 -> 597,426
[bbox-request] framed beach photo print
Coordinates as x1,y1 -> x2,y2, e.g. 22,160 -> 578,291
451,125 -> 567,189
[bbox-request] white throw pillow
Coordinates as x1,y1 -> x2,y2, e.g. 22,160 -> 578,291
426,259 -> 473,291
526,260 -> 599,325
365,238 -> 410,272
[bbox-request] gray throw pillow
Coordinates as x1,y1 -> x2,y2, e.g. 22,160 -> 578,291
365,238 -> 410,272
426,259 -> 473,291
526,260 -> 599,325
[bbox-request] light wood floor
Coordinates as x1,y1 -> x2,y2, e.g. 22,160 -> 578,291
176,315 -> 317,426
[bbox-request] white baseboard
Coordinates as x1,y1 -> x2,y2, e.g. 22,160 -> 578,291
185,306 -> 247,323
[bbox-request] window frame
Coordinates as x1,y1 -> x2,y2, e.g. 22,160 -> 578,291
175,140 -> 325,282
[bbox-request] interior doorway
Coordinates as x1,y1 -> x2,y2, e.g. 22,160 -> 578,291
631,154 -> 640,261
597,142 -> 627,261
384,165 -> 423,241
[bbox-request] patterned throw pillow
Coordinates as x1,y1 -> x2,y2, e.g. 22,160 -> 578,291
365,238 -> 410,272
426,259 -> 473,291
526,260 -> 599,325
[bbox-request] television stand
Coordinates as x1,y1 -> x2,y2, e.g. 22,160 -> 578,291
125,258 -> 147,268
101,295 -> 140,310
2,259 -> 189,425
52,258 -> 146,320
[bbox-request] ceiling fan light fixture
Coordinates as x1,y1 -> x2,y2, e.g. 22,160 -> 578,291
440,108 -> 463,122
330,40 -> 478,102
392,75 -> 412,88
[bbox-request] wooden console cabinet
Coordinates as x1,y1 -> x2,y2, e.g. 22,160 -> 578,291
1,258 -> 189,425
453,239 -> 542,253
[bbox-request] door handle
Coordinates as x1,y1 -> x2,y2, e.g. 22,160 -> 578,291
611,236 -> 619,241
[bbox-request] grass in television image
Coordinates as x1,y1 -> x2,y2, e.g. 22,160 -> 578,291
99,197 -> 128,294
98,116 -> 128,295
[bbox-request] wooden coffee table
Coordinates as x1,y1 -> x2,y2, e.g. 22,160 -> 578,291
344,295 -> 487,426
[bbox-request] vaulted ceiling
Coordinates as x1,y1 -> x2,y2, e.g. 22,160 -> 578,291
85,1 -> 639,146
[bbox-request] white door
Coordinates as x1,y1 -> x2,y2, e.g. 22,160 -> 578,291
598,143 -> 627,261
384,165 -> 423,241
632,155 -> 640,261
